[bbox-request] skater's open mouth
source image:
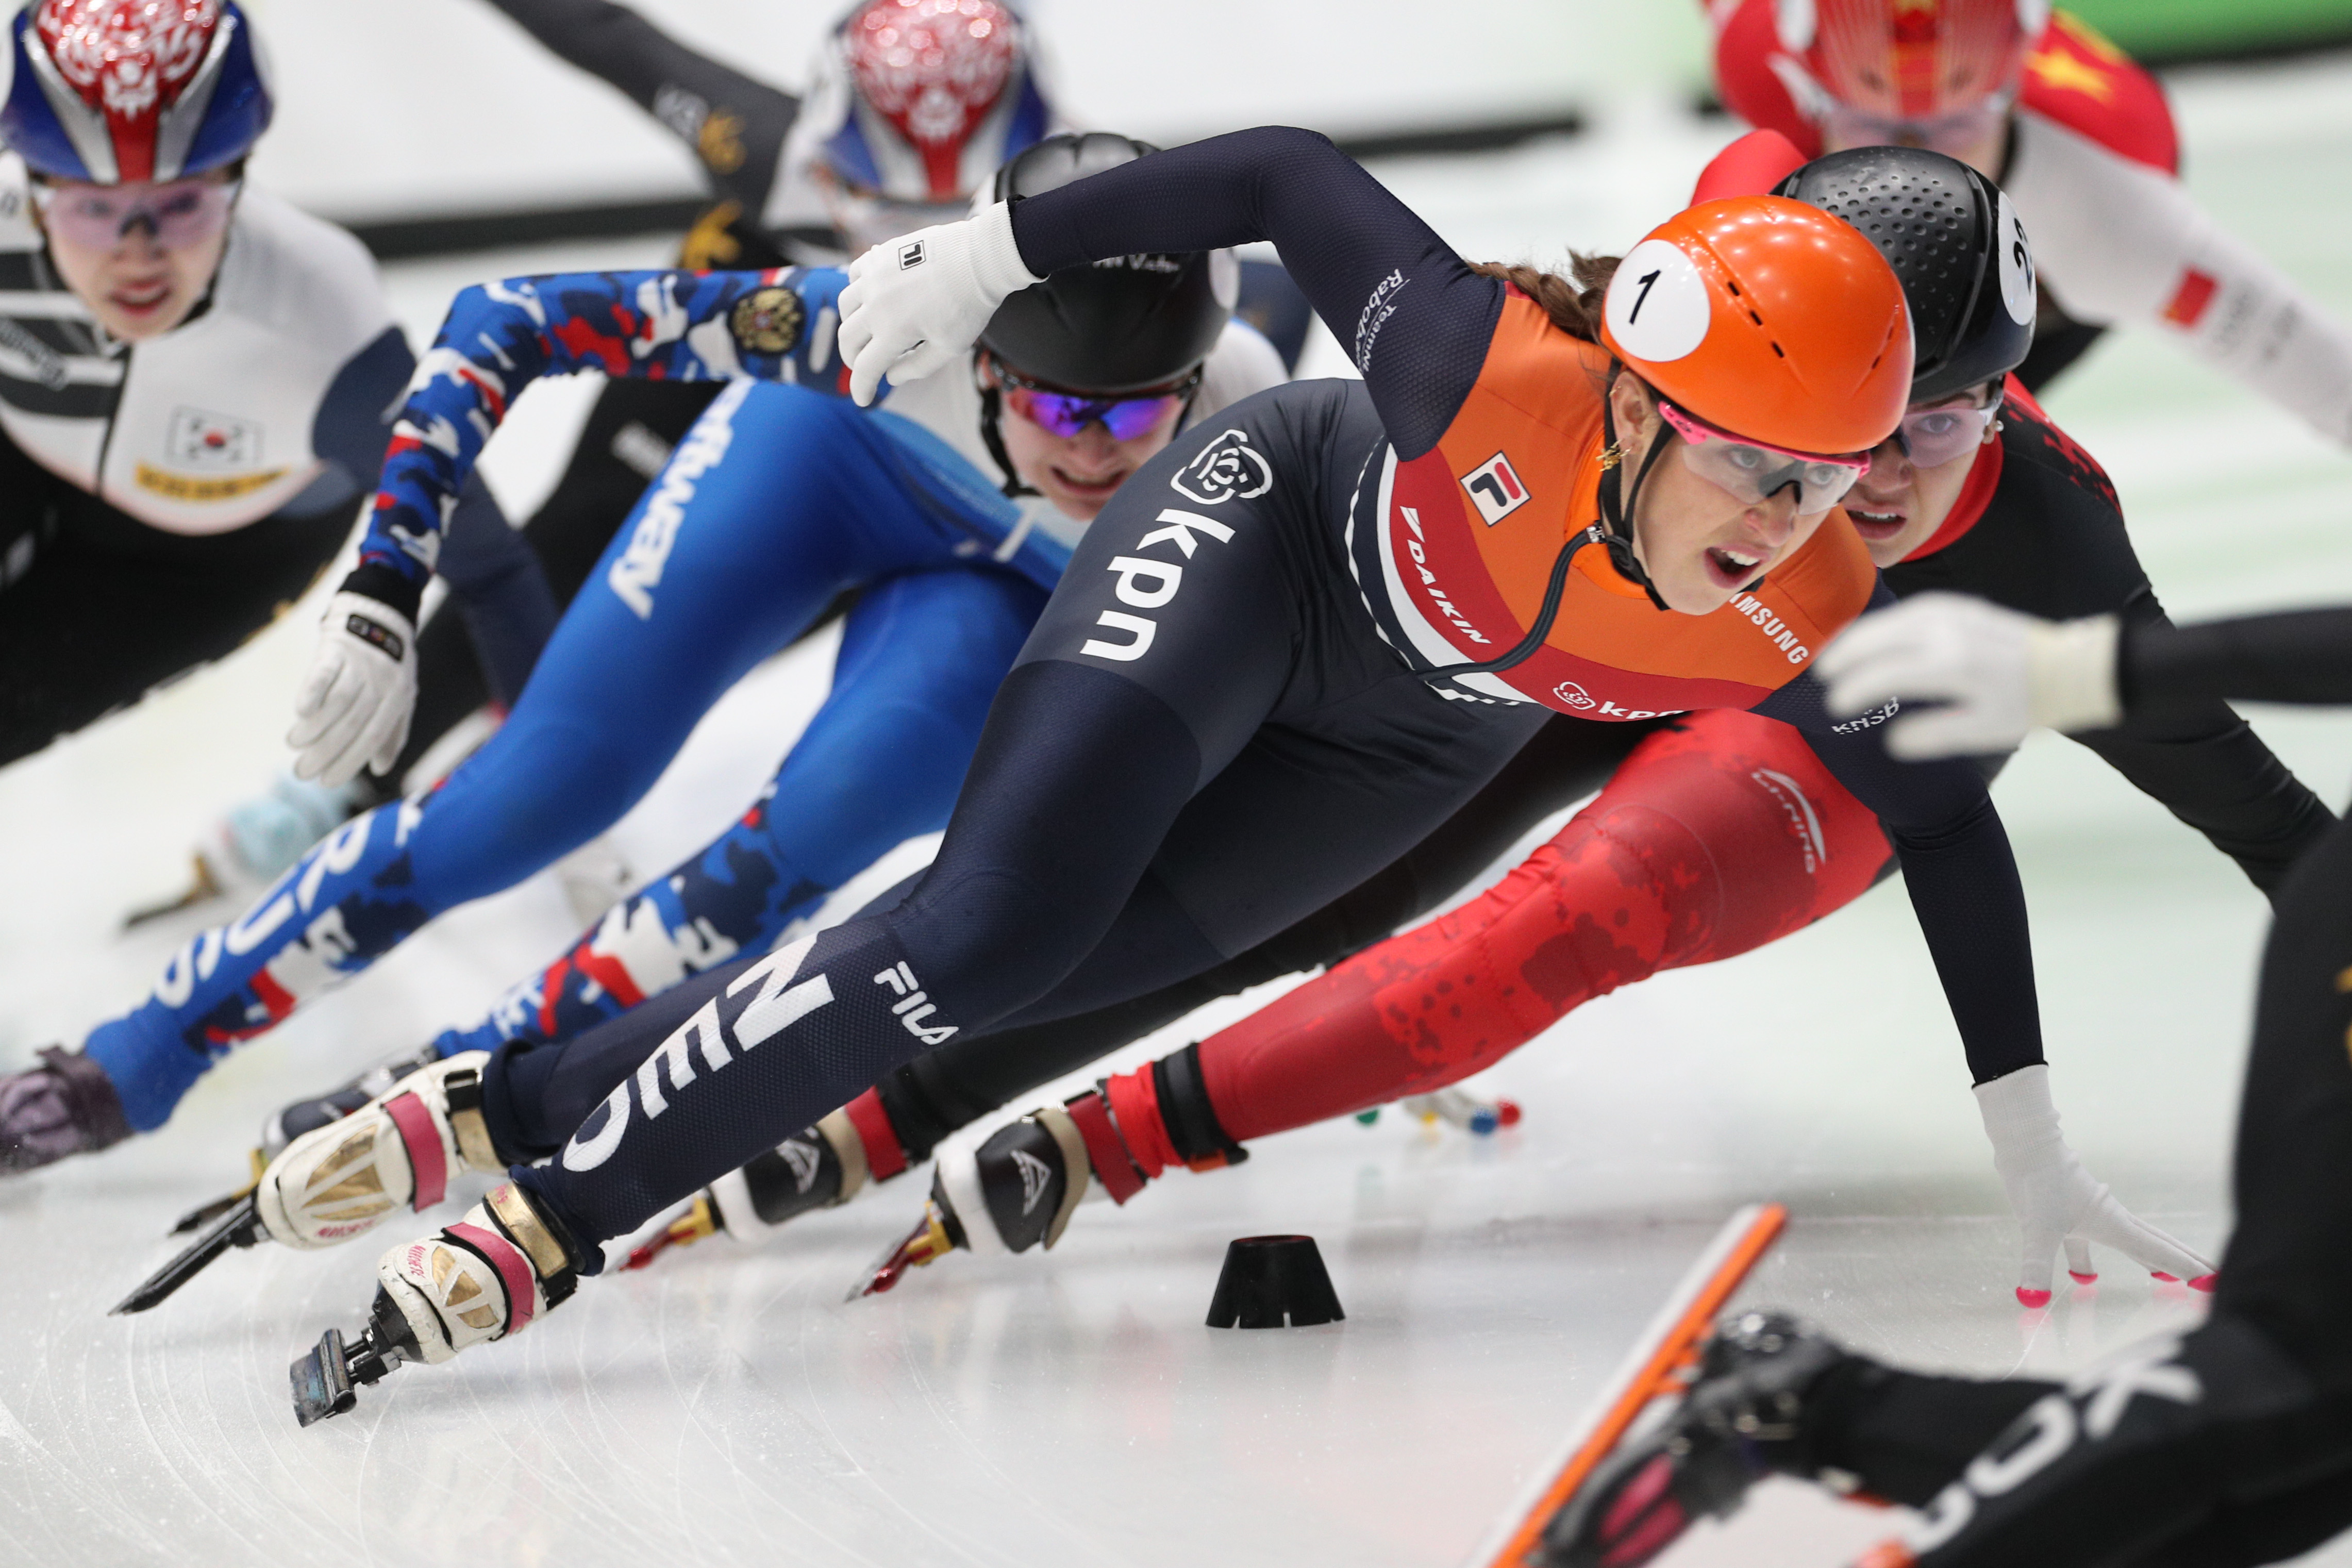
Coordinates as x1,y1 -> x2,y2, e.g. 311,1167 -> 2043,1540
1703,544 -> 1764,589
1845,506 -> 1908,543
109,277 -> 174,315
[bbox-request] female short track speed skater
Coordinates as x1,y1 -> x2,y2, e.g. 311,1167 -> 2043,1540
1530,610 -> 2352,1568
0,133 -> 1282,1177
1707,0 -> 2352,438
168,0 -> 1071,908
0,0 -> 555,777
726,141 -> 2326,1309
268,126 -> 2068,1412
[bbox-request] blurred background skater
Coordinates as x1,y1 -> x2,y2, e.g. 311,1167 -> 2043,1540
0,0 -> 559,931
1707,0 -> 2352,436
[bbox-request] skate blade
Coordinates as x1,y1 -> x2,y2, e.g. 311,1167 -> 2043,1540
621,1195 -> 720,1272
170,1180 -> 255,1236
1475,1203 -> 1788,1568
112,1193 -> 263,1314
121,857 -> 225,931
290,1327 -> 357,1427
846,1203 -> 955,1302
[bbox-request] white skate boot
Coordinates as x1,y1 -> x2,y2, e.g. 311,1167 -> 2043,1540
256,1052 -> 504,1249
289,1180 -> 584,1425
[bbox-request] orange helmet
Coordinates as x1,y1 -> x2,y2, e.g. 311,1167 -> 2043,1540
1782,0 -> 2046,122
1599,195 -> 1912,457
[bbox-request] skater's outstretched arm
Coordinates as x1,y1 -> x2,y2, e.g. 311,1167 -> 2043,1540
478,0 -> 799,223
1822,597 -> 2352,761
294,265 -> 850,787
355,268 -> 852,595
843,126 -> 1507,452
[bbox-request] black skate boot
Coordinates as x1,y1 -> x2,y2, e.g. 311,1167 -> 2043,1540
1539,1311 -> 1851,1568
624,1109 -> 879,1270
853,1104 -> 1106,1297
0,1047 -> 132,1173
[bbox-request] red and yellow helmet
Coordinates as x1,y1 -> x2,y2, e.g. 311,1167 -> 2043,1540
1599,195 -> 1912,457
1784,0 -> 2046,123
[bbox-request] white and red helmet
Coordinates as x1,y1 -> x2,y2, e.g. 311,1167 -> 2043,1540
1772,0 -> 2048,123
0,0 -> 272,184
821,0 -> 1048,204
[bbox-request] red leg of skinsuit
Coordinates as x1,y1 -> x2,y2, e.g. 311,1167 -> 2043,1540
1116,710 -> 1892,1162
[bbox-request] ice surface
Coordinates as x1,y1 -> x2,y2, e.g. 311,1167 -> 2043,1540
6,48 -> 2352,1568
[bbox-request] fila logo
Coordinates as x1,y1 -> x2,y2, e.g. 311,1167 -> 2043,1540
1461,452 -> 1529,526
875,960 -> 957,1045
1011,1147 -> 1055,1214
898,240 -> 926,269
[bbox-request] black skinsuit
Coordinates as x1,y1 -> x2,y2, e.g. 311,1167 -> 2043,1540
1774,608 -> 2352,1568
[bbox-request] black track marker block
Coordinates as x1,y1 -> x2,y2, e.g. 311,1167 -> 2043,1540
1206,1235 -> 1344,1328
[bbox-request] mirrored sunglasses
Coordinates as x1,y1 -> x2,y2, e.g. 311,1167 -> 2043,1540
32,176 -> 238,252
1000,368 -> 1199,441
1656,399 -> 1872,518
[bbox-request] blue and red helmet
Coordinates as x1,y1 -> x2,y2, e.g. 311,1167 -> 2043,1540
1,0 -> 272,184
822,0 -> 1049,204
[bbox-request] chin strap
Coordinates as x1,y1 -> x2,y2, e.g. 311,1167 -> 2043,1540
1594,395 -> 1675,613
976,383 -> 1042,500
1417,535 -> 1582,695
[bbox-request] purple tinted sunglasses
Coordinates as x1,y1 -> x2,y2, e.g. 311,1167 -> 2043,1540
998,364 -> 1202,441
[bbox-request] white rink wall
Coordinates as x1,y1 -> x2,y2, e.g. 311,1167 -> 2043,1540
238,0 -> 1707,223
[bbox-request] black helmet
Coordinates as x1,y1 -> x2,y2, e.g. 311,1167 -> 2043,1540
1775,146 -> 2037,405
977,132 -> 1235,394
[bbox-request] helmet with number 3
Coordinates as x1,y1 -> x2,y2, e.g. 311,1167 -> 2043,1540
0,0 -> 272,184
1600,195 -> 1913,457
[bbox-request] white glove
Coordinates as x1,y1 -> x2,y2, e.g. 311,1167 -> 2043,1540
1817,592 -> 2123,760
837,201 -> 1042,407
1975,1064 -> 2215,1307
288,590 -> 418,788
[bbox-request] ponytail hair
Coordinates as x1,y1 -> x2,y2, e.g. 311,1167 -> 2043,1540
1470,255 -> 1622,344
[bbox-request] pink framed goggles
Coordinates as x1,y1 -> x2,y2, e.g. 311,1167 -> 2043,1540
999,364 -> 1201,442
32,175 -> 239,252
1655,400 -> 1872,518
1896,387 -> 2006,469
